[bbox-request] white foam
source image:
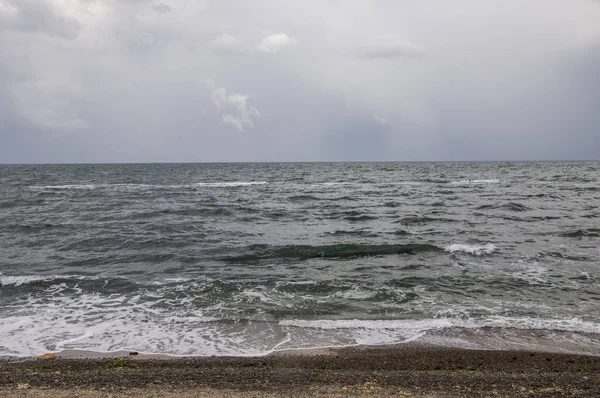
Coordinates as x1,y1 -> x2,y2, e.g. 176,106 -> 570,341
193,181 -> 267,187
387,181 -> 423,186
444,243 -> 496,256
477,316 -> 600,334
451,179 -> 500,185
31,184 -> 99,190
29,182 -> 267,190
279,318 -> 454,330
2,277 -> 599,357
2,288 -> 600,356
0,274 -> 104,287
0,275 -> 48,286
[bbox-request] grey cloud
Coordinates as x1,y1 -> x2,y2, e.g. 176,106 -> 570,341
0,0 -> 599,163
153,3 -> 172,13
209,34 -> 243,54
373,115 -> 389,125
0,0 -> 81,40
355,36 -> 425,59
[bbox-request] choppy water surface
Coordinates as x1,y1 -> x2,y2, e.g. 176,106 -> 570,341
0,162 -> 599,356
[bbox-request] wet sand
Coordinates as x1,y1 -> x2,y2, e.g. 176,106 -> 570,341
1,343 -> 599,397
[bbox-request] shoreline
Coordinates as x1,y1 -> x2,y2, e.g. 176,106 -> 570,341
4,324 -> 600,361
1,343 -> 599,397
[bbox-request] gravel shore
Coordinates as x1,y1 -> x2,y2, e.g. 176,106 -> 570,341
1,344 -> 599,397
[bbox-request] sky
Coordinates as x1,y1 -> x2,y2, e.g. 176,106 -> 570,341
1,0 -> 599,163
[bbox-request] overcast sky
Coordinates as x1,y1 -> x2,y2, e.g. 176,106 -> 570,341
1,0 -> 599,163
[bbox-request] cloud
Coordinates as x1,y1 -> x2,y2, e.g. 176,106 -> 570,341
373,114 -> 389,125
1,0 -> 600,162
11,79 -> 87,132
257,33 -> 298,53
355,36 -> 424,59
0,0 -> 81,40
153,3 -> 172,14
221,114 -> 244,132
209,34 -> 242,54
211,87 -> 260,132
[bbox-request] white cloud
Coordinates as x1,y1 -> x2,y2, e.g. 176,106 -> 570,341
212,87 -> 260,132
222,114 -> 244,131
257,33 -> 297,53
355,35 -> 424,59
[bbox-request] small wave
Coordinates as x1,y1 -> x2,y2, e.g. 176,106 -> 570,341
391,181 -> 424,186
500,202 -> 531,212
225,243 -> 441,262
327,195 -> 355,202
29,181 -> 267,190
310,182 -> 352,187
324,230 -> 379,237
0,275 -> 49,286
31,184 -> 98,190
344,215 -> 378,222
476,202 -> 531,212
444,243 -> 496,256
451,179 -> 500,185
280,316 -> 600,342
0,274 -> 102,287
287,194 -> 319,202
279,318 -> 453,330
194,181 -> 267,187
399,216 -> 456,225
560,229 -> 600,238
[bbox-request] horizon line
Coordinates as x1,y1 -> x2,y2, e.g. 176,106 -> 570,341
0,159 -> 599,166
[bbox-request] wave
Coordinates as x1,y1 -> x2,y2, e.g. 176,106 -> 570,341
32,184 -> 98,190
560,229 -> 600,238
500,202 -> 531,212
195,182 -> 267,187
224,243 -> 442,262
324,230 -> 380,237
476,202 -> 531,212
278,316 -> 600,352
279,316 -> 600,336
444,243 -> 496,256
451,179 -> 500,185
287,194 -> 319,202
0,274 -> 103,287
399,216 -> 457,225
344,215 -> 378,222
309,182 -> 353,187
29,181 -> 267,190
1,272 -> 599,357
0,274 -> 51,286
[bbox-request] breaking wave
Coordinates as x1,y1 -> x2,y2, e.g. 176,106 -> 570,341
444,243 -> 496,256
451,179 -> 500,185
29,181 -> 267,190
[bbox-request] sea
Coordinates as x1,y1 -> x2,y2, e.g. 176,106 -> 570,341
0,162 -> 599,357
